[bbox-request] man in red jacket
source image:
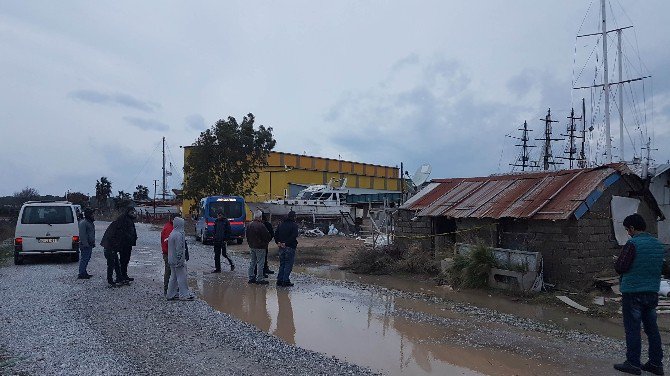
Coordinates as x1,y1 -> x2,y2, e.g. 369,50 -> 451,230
161,214 -> 178,295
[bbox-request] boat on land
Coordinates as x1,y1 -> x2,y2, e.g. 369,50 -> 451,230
247,178 -> 352,218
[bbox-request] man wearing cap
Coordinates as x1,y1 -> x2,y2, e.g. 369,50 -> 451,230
246,210 -> 272,284
274,210 -> 299,287
77,208 -> 96,279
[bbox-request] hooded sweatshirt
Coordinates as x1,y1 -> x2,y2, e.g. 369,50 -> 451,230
168,217 -> 186,267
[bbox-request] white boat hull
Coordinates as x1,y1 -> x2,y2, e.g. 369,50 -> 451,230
248,201 -> 352,217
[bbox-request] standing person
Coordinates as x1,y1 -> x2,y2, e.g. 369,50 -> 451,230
160,214 -> 177,295
246,210 -> 272,285
262,213 -> 275,277
116,206 -> 138,282
274,210 -> 299,287
77,208 -> 96,279
614,213 -> 665,375
100,220 -> 123,287
212,211 -> 235,273
166,216 -> 195,301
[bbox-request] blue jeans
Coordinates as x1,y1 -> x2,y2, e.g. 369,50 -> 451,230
622,292 -> 664,366
78,246 -> 93,276
277,247 -> 296,283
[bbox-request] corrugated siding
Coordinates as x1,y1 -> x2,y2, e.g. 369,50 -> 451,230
405,164 -> 631,220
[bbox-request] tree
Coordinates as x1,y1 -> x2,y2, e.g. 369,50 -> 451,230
95,177 -> 112,208
183,113 -> 276,199
133,185 -> 150,201
67,192 -> 89,206
13,186 -> 40,204
114,190 -> 132,209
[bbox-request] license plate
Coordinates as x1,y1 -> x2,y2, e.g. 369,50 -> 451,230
38,238 -> 58,243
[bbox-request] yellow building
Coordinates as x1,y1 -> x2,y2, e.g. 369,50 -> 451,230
182,149 -> 401,215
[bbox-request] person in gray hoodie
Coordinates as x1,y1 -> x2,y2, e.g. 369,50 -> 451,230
77,208 -> 96,279
166,216 -> 195,301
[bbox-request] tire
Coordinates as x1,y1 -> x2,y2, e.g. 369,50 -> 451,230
195,228 -> 201,242
71,251 -> 79,263
14,251 -> 24,265
236,238 -> 243,245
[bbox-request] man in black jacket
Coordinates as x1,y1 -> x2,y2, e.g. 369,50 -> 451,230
115,206 -> 138,282
274,211 -> 299,287
212,211 -> 235,273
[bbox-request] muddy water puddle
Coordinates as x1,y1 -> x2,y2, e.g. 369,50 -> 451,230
194,271 -> 569,376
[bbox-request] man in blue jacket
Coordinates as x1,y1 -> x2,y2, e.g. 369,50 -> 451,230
274,211 -> 299,287
614,213 -> 665,375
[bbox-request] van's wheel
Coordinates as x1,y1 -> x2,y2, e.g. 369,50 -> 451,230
237,238 -> 243,245
71,252 -> 79,263
14,252 -> 24,265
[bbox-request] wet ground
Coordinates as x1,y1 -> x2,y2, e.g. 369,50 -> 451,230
174,235 -> 666,376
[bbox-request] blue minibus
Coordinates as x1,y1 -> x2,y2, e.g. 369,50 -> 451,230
195,196 -> 246,244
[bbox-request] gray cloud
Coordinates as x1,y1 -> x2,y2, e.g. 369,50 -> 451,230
185,114 -> 206,130
69,90 -> 160,113
123,117 -> 170,131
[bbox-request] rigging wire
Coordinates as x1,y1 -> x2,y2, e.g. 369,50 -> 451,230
124,141 -> 161,193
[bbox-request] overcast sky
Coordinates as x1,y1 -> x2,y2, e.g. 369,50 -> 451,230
1,0 -> 669,197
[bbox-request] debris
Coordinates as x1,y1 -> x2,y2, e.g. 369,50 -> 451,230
327,224 -> 339,236
592,297 -> 605,306
304,228 -> 325,237
594,276 -> 619,290
611,285 -> 621,295
659,279 -> 670,297
556,296 -> 589,312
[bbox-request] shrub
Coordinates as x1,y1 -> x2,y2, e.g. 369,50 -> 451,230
448,244 -> 496,289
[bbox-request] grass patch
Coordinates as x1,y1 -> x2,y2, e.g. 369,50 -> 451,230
342,244 -> 439,275
448,244 -> 496,289
0,243 -> 12,265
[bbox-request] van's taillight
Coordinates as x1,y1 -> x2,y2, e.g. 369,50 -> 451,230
15,237 -> 22,252
206,222 -> 215,226
230,221 -> 243,226
72,236 -> 79,243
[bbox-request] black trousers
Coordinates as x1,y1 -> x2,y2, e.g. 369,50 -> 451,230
214,242 -> 234,270
104,249 -> 121,283
263,247 -> 271,273
118,246 -> 132,278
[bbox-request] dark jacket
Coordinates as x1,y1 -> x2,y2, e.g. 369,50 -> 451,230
213,217 -> 231,244
275,219 -> 299,249
263,220 -> 274,247
246,220 -> 272,249
78,218 -> 95,248
100,213 -> 137,250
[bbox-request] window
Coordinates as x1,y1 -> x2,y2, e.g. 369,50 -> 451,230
21,206 -> 74,224
208,201 -> 244,219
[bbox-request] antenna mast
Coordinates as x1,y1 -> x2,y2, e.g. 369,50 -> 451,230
578,98 -> 588,168
536,109 -> 563,171
601,0 -> 612,163
558,108 -> 584,169
510,121 -> 537,171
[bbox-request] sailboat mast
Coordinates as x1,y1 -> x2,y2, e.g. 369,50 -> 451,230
601,0 -> 612,163
617,29 -> 624,162
162,136 -> 166,201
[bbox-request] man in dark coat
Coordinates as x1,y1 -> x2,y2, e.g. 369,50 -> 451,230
274,211 -> 299,287
103,206 -> 138,283
246,210 -> 272,284
212,211 -> 234,273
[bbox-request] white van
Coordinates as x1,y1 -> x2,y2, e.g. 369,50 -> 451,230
14,201 -> 80,265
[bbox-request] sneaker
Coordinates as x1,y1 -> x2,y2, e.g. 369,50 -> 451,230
211,269 -> 221,274
180,295 -> 196,301
84,274 -> 93,278
642,362 -> 664,375
230,264 -> 235,271
108,282 -> 118,288
284,281 -> 295,287
264,270 -> 275,274
124,276 -> 134,282
263,274 -> 269,278
116,279 -> 130,285
166,296 -> 178,301
256,280 -> 269,285
276,281 -> 285,286
614,361 -> 642,375
248,279 -> 256,284
77,275 -> 88,280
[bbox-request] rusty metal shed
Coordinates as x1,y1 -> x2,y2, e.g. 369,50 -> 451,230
401,164 -> 661,221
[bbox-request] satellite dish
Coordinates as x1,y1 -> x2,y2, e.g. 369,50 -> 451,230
411,164 -> 432,187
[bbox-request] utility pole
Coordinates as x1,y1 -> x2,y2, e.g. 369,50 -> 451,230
510,121 -> 537,171
153,179 -> 159,216
536,109 -> 563,171
162,137 -> 167,201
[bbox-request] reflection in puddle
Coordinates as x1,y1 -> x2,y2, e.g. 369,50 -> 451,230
195,274 -> 567,376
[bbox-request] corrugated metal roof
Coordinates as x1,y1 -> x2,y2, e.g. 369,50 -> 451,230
401,164 -> 637,220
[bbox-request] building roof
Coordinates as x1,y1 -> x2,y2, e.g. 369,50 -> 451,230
401,164 -> 651,221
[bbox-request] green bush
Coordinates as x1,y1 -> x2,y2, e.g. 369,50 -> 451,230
448,244 -> 496,289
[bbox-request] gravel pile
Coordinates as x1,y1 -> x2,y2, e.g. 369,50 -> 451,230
0,221 -> 377,376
